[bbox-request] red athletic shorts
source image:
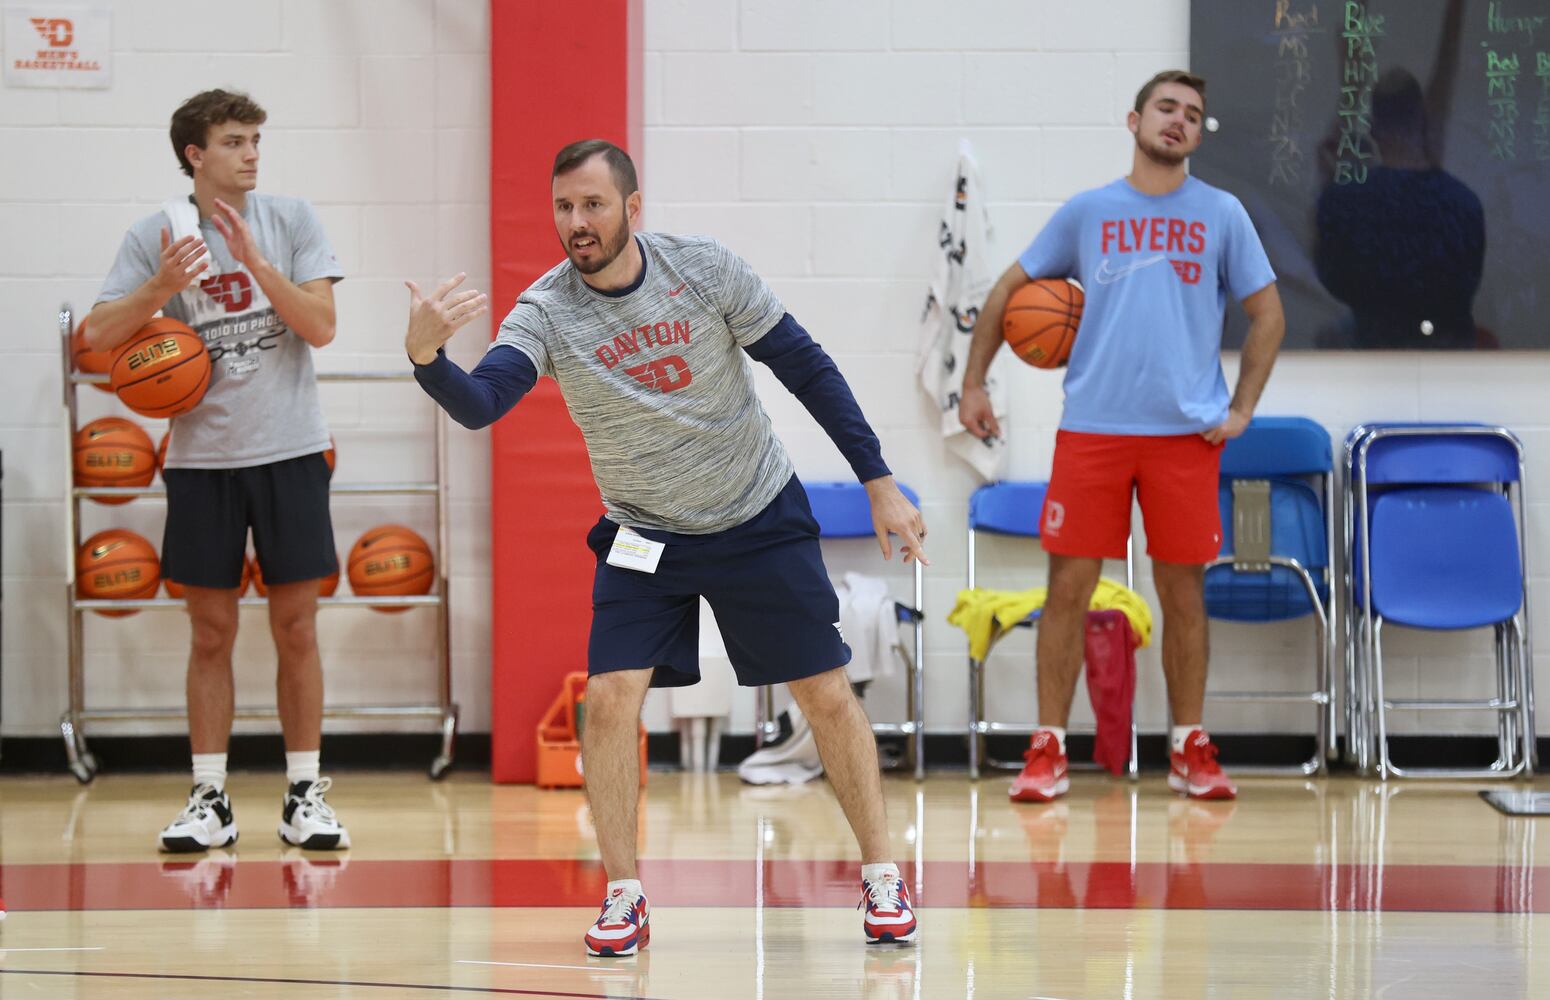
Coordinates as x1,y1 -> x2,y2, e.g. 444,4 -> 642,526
1039,430 -> 1223,564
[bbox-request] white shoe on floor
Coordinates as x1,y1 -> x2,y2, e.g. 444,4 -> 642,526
277,777 -> 351,850
159,783 -> 238,853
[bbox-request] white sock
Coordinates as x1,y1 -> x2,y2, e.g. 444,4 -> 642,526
285,750 -> 321,786
861,862 -> 899,884
607,878 -> 644,899
1172,725 -> 1202,754
1037,726 -> 1067,754
191,753 -> 227,792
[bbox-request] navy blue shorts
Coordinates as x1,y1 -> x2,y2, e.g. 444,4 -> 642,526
162,452 -> 337,589
586,475 -> 851,689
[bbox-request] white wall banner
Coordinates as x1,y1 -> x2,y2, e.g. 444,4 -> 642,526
4,6 -> 111,89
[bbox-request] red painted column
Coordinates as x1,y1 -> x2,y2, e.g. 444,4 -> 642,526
488,0 -> 642,782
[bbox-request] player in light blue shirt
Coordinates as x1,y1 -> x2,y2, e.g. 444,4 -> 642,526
959,71 -> 1286,803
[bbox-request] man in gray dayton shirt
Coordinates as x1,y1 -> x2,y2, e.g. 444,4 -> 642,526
91,90 -> 348,855
409,140 -> 926,955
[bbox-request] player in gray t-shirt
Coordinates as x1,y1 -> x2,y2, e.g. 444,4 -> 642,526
409,140 -> 925,953
89,89 -> 349,855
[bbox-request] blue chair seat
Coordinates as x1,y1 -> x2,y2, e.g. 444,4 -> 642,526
1370,487 -> 1523,630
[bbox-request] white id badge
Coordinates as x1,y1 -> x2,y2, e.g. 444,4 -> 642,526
606,526 -> 665,574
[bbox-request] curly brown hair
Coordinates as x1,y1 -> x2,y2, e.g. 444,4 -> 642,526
170,89 -> 267,178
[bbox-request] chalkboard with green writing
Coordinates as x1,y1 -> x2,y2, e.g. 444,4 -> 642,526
1191,0 -> 1549,350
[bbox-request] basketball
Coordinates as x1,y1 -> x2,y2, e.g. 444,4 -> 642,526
163,556 -> 251,600
73,417 -> 156,504
109,317 -> 211,419
324,435 -> 336,475
251,556 -> 340,598
156,431 -> 169,476
70,320 -> 115,393
347,524 -> 434,611
1003,278 -> 1084,369
77,528 -> 160,616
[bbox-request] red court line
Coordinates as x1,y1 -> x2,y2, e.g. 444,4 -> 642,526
0,857 -> 1542,914
0,968 -> 657,999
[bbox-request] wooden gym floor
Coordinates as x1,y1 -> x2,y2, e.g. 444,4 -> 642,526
0,769 -> 1547,998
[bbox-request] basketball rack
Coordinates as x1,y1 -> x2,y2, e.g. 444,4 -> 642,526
56,304 -> 459,782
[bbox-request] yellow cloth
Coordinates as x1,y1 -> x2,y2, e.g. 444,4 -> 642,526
947,579 -> 1153,660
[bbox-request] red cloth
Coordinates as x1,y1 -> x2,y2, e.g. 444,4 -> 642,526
1083,609 -> 1138,775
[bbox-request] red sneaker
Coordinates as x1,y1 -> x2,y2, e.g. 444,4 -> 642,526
584,885 -> 650,957
859,872 -> 917,944
1009,730 -> 1069,803
1168,730 -> 1237,800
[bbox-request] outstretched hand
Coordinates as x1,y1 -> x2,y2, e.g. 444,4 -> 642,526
866,476 -> 930,566
405,273 -> 490,365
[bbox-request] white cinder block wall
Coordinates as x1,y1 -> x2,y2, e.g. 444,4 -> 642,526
0,0 -> 496,739
640,0 -> 1550,741
2,0 -> 1546,749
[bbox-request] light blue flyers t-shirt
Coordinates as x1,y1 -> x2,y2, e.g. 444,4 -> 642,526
1017,176 -> 1276,436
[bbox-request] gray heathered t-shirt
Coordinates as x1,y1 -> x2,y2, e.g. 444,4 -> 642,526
96,193 -> 342,469
493,232 -> 794,534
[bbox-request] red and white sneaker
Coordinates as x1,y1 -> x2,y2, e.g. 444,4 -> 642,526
1009,730 -> 1069,803
584,885 -> 650,957
1168,729 -> 1237,800
860,871 -> 917,944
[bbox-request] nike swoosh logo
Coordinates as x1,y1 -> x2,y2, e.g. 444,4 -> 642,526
667,282 -> 687,297
1094,255 -> 1166,284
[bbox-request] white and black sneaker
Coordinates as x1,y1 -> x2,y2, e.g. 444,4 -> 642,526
278,777 -> 351,850
159,783 -> 238,853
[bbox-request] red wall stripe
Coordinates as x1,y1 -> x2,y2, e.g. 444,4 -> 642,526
488,0 -> 642,782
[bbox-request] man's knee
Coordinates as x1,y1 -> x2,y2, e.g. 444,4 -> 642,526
270,612 -> 318,660
1152,561 -> 1206,615
189,614 -> 238,663
1046,557 -> 1102,613
788,667 -> 856,723
586,670 -> 650,726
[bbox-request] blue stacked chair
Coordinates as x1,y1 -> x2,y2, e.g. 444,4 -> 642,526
1348,424 -> 1535,779
1203,416 -> 1337,774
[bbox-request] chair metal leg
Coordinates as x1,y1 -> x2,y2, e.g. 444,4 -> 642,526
1313,612 -> 1330,776
754,685 -> 782,749
1356,609 -> 1375,775
1515,616 -> 1536,777
967,656 -> 982,781
905,633 -> 924,781
1371,617 -> 1393,780
1127,715 -> 1139,779
1495,623 -> 1517,772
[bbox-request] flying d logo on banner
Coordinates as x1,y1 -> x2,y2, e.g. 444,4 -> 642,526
4,6 -> 111,88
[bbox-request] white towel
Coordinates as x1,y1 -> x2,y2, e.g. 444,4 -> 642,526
916,139 -> 1008,482
835,571 -> 900,684
161,197 -> 215,284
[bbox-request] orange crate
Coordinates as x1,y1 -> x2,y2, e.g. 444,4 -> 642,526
536,671 -> 648,789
